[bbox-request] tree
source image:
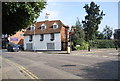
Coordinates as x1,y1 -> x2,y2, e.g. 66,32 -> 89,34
103,25 -> 113,39
2,1 -> 46,35
71,18 -> 85,45
82,1 -> 105,41
95,31 -> 104,39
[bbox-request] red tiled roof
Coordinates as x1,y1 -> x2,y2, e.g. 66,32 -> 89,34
24,20 -> 68,35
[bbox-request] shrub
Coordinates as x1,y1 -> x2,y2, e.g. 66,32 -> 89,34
74,42 -> 88,50
90,40 -> 115,48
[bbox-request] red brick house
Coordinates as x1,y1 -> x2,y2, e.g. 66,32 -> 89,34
8,29 -> 25,45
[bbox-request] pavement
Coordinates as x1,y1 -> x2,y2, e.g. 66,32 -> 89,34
35,48 -> 119,58
2,48 -> 119,57
0,55 -> 2,81
2,56 -> 31,79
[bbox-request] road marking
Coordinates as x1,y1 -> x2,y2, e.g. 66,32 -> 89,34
2,57 -> 41,81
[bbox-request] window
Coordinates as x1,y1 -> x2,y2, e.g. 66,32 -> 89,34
29,35 -> 32,42
47,43 -> 55,50
26,43 -> 33,50
40,34 -> 44,41
30,25 -> 35,31
19,34 -> 23,37
41,24 -> 46,30
50,33 -> 54,41
53,22 -> 58,29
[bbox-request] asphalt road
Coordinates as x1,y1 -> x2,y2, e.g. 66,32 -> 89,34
1,49 -> 119,80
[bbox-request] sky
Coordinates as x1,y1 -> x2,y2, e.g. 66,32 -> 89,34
37,1 -> 119,33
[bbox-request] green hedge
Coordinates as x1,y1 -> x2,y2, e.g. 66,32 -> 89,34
90,40 -> 116,48
73,39 -> 120,50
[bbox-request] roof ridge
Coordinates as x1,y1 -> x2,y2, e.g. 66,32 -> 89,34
37,20 -> 61,23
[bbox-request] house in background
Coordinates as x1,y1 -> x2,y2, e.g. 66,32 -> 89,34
24,20 -> 69,51
8,29 -> 25,45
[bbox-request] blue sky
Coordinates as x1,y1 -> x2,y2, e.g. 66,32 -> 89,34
37,1 -> 118,32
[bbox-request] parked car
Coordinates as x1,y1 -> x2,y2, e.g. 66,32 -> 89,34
18,44 -> 24,51
7,42 -> 19,52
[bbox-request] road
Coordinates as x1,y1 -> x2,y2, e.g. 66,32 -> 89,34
1,49 -> 119,80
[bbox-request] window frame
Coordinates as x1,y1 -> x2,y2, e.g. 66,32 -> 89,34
40,34 -> 44,41
30,25 -> 35,31
53,23 -> 58,29
29,35 -> 32,42
50,33 -> 54,41
40,24 -> 46,30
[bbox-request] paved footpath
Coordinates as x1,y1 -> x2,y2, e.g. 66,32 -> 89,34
36,48 -> 119,58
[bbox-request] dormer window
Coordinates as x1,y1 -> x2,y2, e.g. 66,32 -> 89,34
41,24 -> 46,30
29,25 -> 35,31
53,22 -> 58,29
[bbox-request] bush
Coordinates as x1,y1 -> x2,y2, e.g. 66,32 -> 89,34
73,39 -> 117,50
74,42 -> 88,50
90,40 -> 115,48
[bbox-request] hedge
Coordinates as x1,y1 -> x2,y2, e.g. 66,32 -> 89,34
73,39 -> 120,50
90,40 -> 116,48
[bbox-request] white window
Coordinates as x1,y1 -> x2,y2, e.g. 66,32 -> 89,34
47,43 -> 55,50
53,22 -> 58,29
26,43 -> 33,50
29,25 -> 35,31
41,24 -> 46,30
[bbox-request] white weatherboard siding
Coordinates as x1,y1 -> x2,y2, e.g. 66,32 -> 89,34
24,33 -> 61,50
24,35 -> 34,50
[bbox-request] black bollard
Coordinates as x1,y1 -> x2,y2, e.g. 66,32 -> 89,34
88,45 -> 90,51
116,46 -> 118,50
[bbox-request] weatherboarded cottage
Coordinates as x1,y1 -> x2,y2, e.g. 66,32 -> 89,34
24,20 -> 69,51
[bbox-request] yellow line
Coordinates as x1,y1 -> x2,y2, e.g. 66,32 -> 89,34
18,66 -> 35,79
20,66 -> 40,79
3,57 -> 41,81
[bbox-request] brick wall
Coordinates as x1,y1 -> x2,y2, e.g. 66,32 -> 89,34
60,26 -> 69,50
8,30 -> 25,45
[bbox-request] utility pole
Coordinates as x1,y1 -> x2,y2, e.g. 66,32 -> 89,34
33,24 -> 36,52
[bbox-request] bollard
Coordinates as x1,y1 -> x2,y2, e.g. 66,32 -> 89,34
67,47 -> 71,54
88,46 -> 90,51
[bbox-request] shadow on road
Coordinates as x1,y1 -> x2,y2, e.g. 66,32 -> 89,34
77,60 -> 119,79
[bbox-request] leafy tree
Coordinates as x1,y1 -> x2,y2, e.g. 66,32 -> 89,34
2,1 -> 46,35
82,1 -> 105,41
71,18 -> 85,45
95,31 -> 104,39
103,25 -> 113,39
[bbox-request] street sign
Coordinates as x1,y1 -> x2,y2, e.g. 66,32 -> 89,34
10,37 -> 18,41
